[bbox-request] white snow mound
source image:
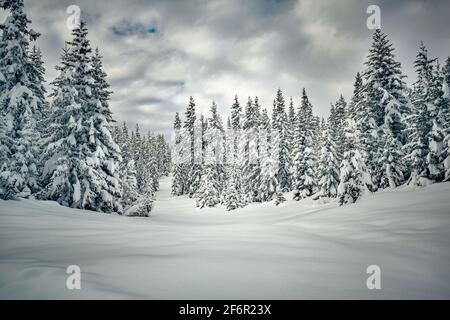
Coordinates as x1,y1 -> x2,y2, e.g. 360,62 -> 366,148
0,177 -> 449,299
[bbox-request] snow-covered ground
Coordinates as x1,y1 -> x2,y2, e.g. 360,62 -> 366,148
0,177 -> 449,299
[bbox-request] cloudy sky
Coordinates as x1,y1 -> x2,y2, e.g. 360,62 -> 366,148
3,0 -> 450,137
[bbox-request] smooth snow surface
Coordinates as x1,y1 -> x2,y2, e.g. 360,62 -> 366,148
0,177 -> 449,299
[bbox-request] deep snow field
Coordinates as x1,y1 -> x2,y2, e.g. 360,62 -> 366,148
0,177 -> 449,299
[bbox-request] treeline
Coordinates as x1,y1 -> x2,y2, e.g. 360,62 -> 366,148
0,0 -> 170,216
172,30 -> 450,210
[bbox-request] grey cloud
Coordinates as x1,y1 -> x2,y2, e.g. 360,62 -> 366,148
9,0 -> 450,135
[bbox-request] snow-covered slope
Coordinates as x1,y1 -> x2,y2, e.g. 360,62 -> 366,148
0,177 -> 449,299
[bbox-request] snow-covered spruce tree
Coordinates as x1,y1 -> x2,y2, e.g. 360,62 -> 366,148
347,72 -> 376,193
228,95 -> 244,199
272,89 -> 292,192
171,112 -> 185,195
0,0 -> 42,199
132,136 -> 156,217
442,57 -> 450,181
403,43 -> 435,186
115,122 -> 139,212
331,95 -> 347,162
427,60 -> 448,182
195,102 -> 224,208
155,134 -> 170,177
337,117 -> 369,205
39,22 -> 122,213
195,125 -> 222,208
188,117 -> 202,198
259,108 -> 277,202
196,163 -> 221,208
347,72 -> 363,117
91,47 -> 113,116
315,121 -> 340,199
222,166 -> 242,211
28,46 -> 48,136
241,96 -> 262,203
146,133 -> 160,192
287,97 -> 296,178
379,129 -> 405,189
183,97 -> 201,197
222,116 -> 243,210
310,114 -> 322,195
231,95 -> 242,153
208,101 -> 225,192
360,29 -> 410,189
131,123 -> 141,163
292,88 -> 316,200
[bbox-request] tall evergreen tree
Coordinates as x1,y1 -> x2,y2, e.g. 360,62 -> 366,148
241,96 -> 261,203
172,112 -> 185,195
222,115 -> 244,210
315,119 -> 340,199
292,88 -> 316,200
181,96 -> 201,197
39,22 -> 122,213
428,60 -> 447,182
114,122 -> 139,212
403,43 -> 435,186
337,116 -> 368,205
230,94 -> 242,160
287,97 -> 296,180
196,123 -> 222,208
28,45 -> 48,116
442,57 -> 450,181
91,48 -> 113,114
0,0 -> 42,199
331,95 -> 347,162
259,108 -> 278,202
360,29 -> 410,189
188,117 -> 202,197
272,89 -> 291,192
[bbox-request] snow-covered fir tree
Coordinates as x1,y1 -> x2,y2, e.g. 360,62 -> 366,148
188,117 -> 202,198
0,0 -> 42,199
360,29 -> 410,189
113,122 -> 139,212
172,112 -> 185,195
315,119 -> 340,199
228,95 -> 244,199
379,130 -> 405,189
195,102 -> 224,208
442,57 -> 450,181
91,47 -> 113,115
28,45 -> 48,132
272,89 -> 291,192
330,95 -> 347,162
427,60 -> 447,182
347,72 -> 363,117
208,101 -> 225,191
222,167 -> 242,211
196,130 -> 221,208
259,108 -> 278,202
403,43 -> 435,186
337,116 -> 369,205
183,97 -> 201,197
39,22 -> 122,213
222,115 -> 243,210
292,88 -> 316,200
287,97 -> 296,180
241,96 -> 262,203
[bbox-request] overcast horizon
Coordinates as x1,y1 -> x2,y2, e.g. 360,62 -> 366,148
2,0 -> 449,137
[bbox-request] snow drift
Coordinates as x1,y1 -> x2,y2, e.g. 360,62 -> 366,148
0,177 -> 449,299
